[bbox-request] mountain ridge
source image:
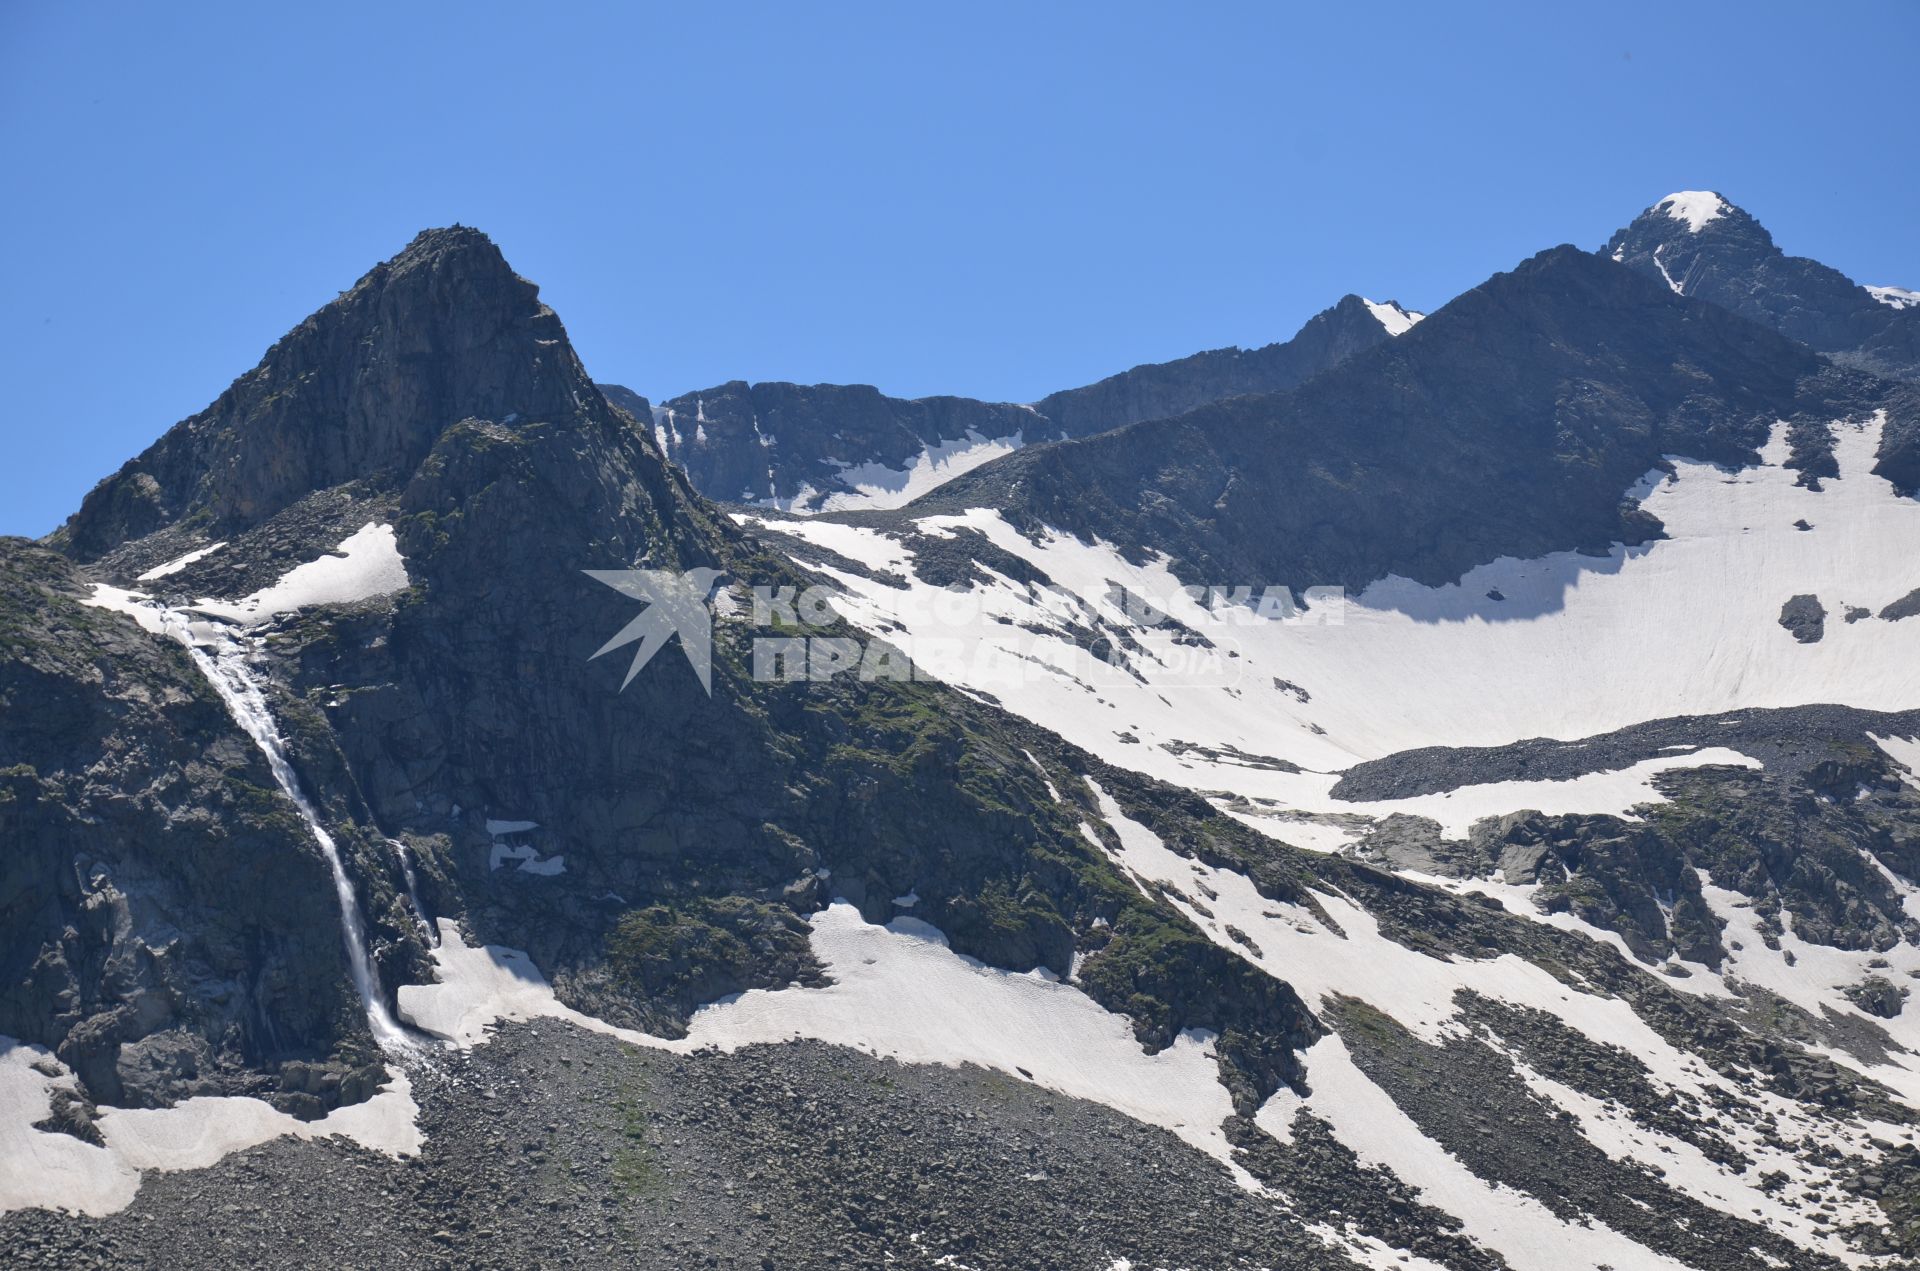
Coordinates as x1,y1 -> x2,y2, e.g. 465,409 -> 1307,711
875,243 -> 1912,596
611,292 -> 1419,512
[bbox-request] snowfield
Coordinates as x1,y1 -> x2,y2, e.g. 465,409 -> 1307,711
400,905 -> 1249,1178
1088,781 -> 1912,1267
802,431 -> 1029,514
189,522 -> 410,623
753,415 -> 1920,814
0,1038 -> 419,1218
1362,298 -> 1424,335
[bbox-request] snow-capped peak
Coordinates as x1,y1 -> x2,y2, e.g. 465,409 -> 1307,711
1654,190 -> 1729,234
1867,284 -> 1920,311
1362,298 -> 1424,336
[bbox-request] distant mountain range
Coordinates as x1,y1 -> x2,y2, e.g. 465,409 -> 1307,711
604,295 -> 1422,512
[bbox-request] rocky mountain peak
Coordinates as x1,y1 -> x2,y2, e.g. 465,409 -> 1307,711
384,223 -> 512,271
1600,191 -> 1920,381
1606,191 -> 1772,267
56,225 -> 601,561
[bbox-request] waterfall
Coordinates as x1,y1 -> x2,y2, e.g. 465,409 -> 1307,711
390,838 -> 437,945
157,610 -> 412,1051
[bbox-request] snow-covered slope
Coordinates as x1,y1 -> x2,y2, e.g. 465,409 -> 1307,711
747,414 -> 1920,802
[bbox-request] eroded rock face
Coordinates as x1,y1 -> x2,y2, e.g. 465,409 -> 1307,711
0,540 -> 369,1111
56,227 -> 601,561
1848,975 -> 1910,1020
635,380 -> 1043,509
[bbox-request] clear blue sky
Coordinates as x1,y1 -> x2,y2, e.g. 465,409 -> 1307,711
3,2 -> 1916,537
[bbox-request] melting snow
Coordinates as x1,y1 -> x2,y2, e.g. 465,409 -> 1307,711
82,584 -> 170,635
751,431 -> 1027,515
1866,285 -> 1919,311
1652,244 -> 1685,294
400,906 -> 1249,1176
190,523 -> 409,624
1296,1036 -> 1690,1271
0,1038 -> 419,1218
1089,785 -> 1888,1264
1874,734 -> 1920,789
136,541 -> 226,581
485,819 -> 562,874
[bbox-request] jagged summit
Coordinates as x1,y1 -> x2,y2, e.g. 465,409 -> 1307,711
1610,191 -> 1771,267
1603,191 -> 1920,381
54,225 -> 601,561
387,223 -> 505,265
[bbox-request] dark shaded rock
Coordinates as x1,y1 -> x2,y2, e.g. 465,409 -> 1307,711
643,379 -> 1043,509
1848,976 -> 1910,1020
1883,588 -> 1920,622
1332,703 -> 1920,800
1471,811 -> 1726,966
30,1086 -> 104,1147
55,227 -> 597,562
1781,593 -> 1827,643
618,292 -> 1404,511
1030,294 -> 1408,438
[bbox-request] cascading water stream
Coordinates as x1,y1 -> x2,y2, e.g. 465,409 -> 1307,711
389,838 -> 437,945
155,608 -> 412,1051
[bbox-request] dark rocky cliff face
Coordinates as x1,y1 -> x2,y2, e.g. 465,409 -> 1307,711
640,379 -> 1042,508
54,228 -> 600,561
0,540 -> 374,1115
1603,192 -> 1920,383
904,246 -> 1915,592
613,293 -> 1406,510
